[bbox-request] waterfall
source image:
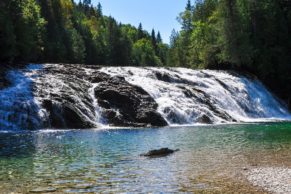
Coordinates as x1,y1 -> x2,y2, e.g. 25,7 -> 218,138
0,65 -> 46,130
0,64 -> 290,130
100,67 -> 291,125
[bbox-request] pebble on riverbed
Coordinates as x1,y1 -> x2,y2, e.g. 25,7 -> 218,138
30,187 -> 57,193
246,167 -> 291,194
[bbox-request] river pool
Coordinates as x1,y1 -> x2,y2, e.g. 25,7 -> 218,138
1,123 -> 291,193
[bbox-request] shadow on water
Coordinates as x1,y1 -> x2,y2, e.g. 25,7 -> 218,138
0,131 -> 37,158
0,64 -> 44,130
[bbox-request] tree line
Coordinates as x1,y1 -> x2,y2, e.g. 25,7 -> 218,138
169,0 -> 291,106
1,0 -> 291,105
0,0 -> 168,66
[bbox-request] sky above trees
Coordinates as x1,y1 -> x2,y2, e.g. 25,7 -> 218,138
89,0 -> 188,43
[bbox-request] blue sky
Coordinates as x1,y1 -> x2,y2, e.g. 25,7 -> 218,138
90,0 -> 188,44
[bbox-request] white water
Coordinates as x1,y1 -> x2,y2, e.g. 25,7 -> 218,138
32,64 -> 105,128
101,67 -> 291,124
0,65 -> 46,130
0,64 -> 290,130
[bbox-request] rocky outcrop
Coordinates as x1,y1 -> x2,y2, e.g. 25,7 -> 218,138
94,76 -> 168,127
196,114 -> 212,124
1,64 -> 289,130
32,64 -> 167,129
33,64 -> 99,129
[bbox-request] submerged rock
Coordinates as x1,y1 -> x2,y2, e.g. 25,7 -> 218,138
30,187 -> 57,193
141,148 -> 179,157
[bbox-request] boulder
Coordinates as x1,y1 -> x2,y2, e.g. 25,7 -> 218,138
141,148 -> 179,157
95,76 -> 168,127
34,64 -> 99,129
196,114 -> 213,124
32,64 -> 168,129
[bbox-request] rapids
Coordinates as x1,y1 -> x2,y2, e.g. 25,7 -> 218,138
101,67 -> 291,124
0,64 -> 290,130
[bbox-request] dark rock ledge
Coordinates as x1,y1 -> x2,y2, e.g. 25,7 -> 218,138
33,64 -> 168,129
94,75 -> 168,127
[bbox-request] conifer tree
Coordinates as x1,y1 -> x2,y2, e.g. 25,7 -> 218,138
151,29 -> 157,52
137,23 -> 144,40
156,32 -> 162,43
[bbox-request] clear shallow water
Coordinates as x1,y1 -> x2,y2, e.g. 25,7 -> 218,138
1,123 -> 291,193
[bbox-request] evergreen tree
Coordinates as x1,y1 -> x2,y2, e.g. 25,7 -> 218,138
0,0 -> 16,62
16,0 -> 46,62
151,29 -> 157,52
156,32 -> 162,43
0,0 -> 168,67
97,2 -> 102,17
83,0 -> 91,6
137,23 -> 145,39
132,38 -> 161,66
180,0 -> 192,32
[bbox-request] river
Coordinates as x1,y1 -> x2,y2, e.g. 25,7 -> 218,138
1,123 -> 291,193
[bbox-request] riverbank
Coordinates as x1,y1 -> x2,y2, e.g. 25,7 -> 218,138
246,167 -> 291,194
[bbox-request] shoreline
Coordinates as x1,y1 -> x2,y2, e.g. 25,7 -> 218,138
246,167 -> 291,194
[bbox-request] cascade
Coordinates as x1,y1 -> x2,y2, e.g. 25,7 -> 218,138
0,64 -> 290,130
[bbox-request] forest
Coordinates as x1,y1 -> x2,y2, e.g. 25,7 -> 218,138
0,0 -> 291,105
0,0 -> 168,66
169,0 -> 291,106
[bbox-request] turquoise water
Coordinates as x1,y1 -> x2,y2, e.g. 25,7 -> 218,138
1,123 -> 291,193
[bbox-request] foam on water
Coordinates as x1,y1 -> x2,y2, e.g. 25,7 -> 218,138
0,64 -> 290,130
101,67 -> 291,124
0,65 -> 46,130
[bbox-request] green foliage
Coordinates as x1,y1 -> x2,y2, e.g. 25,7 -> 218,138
0,0 -> 168,66
18,0 -> 46,61
0,1 -> 16,62
132,39 -> 162,66
68,28 -> 86,63
0,0 -> 45,62
170,0 -> 291,104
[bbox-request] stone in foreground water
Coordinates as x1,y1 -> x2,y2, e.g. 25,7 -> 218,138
141,148 -> 179,157
30,187 -> 57,193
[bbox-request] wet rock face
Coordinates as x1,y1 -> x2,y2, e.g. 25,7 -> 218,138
41,99 -> 95,129
32,64 -> 167,129
196,114 -> 212,124
1,64 -> 289,130
95,76 -> 168,127
34,64 -> 100,129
